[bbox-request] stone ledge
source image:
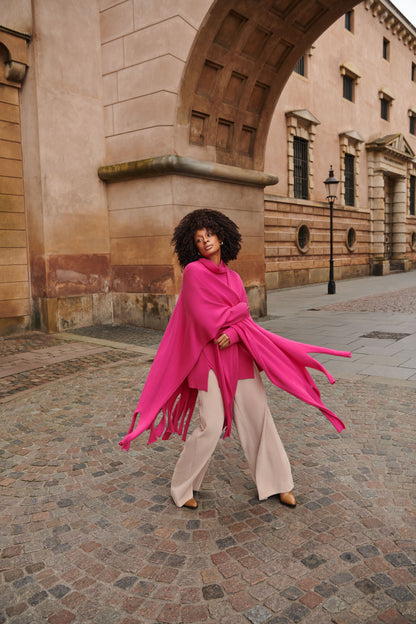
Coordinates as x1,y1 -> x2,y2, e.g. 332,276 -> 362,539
98,154 -> 278,188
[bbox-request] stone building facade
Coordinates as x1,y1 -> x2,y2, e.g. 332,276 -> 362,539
0,0 -> 414,335
264,0 -> 416,289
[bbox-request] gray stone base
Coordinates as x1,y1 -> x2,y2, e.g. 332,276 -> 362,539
32,293 -> 113,333
246,285 -> 267,318
32,286 -> 268,333
0,315 -> 31,337
372,260 -> 390,276
266,264 -> 370,290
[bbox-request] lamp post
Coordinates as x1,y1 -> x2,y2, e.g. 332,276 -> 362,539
324,166 -> 339,295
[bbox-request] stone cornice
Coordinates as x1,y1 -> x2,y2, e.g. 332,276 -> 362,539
0,25 -> 31,42
98,154 -> 279,188
365,0 -> 416,52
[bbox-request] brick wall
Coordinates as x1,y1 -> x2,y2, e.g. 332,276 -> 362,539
264,196 -> 371,289
0,82 -> 30,332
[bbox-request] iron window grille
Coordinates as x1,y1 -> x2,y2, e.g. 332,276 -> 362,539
293,137 -> 308,200
344,154 -> 355,206
410,175 -> 416,216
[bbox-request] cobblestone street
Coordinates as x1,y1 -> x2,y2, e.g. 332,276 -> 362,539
1,272 -> 416,624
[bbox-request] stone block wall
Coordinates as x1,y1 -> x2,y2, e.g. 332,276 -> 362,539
264,196 -> 371,290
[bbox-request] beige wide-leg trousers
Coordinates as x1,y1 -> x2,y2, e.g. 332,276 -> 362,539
171,366 -> 294,507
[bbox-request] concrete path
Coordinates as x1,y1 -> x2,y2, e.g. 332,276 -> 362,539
264,271 -> 416,382
0,271 -> 415,624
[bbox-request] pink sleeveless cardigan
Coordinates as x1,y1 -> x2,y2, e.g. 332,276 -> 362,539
119,258 -> 351,450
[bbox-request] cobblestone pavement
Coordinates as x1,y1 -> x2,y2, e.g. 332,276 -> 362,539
1,272 -> 416,624
322,286 -> 416,313
0,333 -> 142,402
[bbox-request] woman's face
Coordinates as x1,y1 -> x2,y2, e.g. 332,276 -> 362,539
194,228 -> 222,265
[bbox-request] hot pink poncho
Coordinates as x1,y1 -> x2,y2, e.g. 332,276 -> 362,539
119,258 -> 351,450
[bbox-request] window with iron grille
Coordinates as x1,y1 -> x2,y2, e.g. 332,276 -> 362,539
410,175 -> 416,216
343,75 -> 354,101
344,154 -> 355,206
294,56 -> 305,76
293,137 -> 308,199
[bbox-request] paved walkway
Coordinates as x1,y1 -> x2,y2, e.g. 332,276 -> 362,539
0,271 -> 415,624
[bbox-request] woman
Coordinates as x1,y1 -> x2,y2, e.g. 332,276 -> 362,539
119,209 -> 350,510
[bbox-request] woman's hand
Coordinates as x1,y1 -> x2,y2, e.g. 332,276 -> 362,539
215,333 -> 231,350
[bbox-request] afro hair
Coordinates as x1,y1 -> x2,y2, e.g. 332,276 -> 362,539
171,209 -> 242,268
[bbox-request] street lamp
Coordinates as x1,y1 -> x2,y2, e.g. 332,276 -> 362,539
324,166 -> 339,295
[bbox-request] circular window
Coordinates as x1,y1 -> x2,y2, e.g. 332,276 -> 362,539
411,231 -> 416,251
296,224 -> 310,254
346,227 -> 356,252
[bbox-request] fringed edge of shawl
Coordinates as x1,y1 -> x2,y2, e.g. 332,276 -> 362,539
119,381 -> 198,450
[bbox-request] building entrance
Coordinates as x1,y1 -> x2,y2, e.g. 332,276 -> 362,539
367,134 -> 414,275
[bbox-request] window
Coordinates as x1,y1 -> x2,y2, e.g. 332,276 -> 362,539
339,130 -> 364,208
340,63 -> 360,103
346,227 -> 356,252
345,11 -> 353,32
383,38 -> 390,61
296,224 -> 310,253
286,109 -> 319,200
379,89 -> 394,121
410,175 -> 416,216
411,116 -> 416,136
412,63 -> 416,82
293,137 -> 308,200
344,154 -> 355,206
380,97 -> 389,120
343,75 -> 354,101
294,56 -> 305,76
380,98 -> 389,120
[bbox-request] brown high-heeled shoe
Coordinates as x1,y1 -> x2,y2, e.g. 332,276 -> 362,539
183,497 -> 198,509
279,491 -> 296,507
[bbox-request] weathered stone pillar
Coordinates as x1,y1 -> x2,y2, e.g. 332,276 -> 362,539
391,176 -> 407,263
99,155 -> 278,326
370,170 -> 389,274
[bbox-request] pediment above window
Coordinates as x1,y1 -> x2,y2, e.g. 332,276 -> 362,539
339,130 -> 364,144
366,133 -> 415,160
285,109 -> 320,127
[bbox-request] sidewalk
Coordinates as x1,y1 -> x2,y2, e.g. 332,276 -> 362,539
0,271 -> 415,624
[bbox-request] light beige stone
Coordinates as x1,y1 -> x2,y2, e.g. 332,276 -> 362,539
113,91 -> 177,134
103,73 -> 118,106
124,17 -> 196,65
101,37 -> 125,75
107,176 -> 173,211
133,0 -> 212,30
117,55 -> 184,101
110,235 -> 173,265
100,0 -> 133,44
105,126 -> 175,163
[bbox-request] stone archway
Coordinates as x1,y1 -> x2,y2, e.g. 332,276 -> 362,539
98,0 -> 362,329
177,0 -> 362,171
15,0 -> 364,332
